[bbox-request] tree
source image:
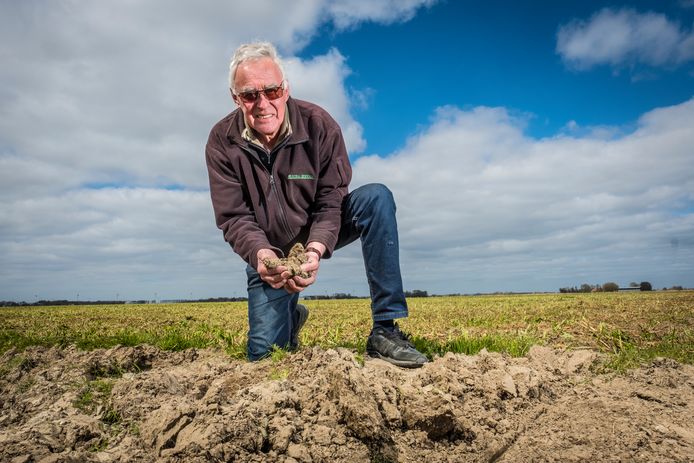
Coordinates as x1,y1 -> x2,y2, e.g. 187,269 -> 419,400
602,282 -> 619,292
640,281 -> 652,291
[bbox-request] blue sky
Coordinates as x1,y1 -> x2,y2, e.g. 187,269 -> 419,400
1,0 -> 693,301
304,1 -> 694,154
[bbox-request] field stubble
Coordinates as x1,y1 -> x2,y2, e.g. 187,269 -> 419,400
1,291 -> 692,369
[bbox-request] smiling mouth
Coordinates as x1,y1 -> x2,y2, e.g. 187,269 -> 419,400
256,114 -> 274,119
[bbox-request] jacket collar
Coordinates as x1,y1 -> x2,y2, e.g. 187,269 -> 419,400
286,98 -> 309,144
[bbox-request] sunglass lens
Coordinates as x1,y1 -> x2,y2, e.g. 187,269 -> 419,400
264,87 -> 284,100
239,91 -> 258,103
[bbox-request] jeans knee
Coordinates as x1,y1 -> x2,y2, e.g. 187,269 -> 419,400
358,183 -> 395,210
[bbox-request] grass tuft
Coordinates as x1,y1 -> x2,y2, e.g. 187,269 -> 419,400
73,379 -> 121,424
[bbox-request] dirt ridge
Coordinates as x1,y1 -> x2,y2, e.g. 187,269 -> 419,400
1,345 -> 692,462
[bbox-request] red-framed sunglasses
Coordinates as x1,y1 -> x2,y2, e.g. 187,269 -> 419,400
234,81 -> 285,103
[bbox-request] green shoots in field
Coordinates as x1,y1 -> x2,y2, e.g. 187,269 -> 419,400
1,292 -> 692,371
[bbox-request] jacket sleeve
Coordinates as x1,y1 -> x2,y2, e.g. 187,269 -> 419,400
205,129 -> 280,269
307,120 -> 352,258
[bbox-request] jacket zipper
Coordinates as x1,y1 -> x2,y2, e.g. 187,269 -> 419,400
269,173 -> 293,240
239,138 -> 295,248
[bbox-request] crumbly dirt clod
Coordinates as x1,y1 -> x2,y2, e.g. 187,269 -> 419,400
262,243 -> 311,278
0,345 -> 692,462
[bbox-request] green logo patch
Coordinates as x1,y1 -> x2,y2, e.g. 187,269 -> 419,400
287,174 -> 314,180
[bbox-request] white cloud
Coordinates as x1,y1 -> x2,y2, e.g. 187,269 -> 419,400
351,99 -> 694,294
0,0 -> 434,301
285,49 -> 366,152
325,0 -> 438,29
0,0 -> 402,199
556,8 -> 694,69
0,187 -> 242,301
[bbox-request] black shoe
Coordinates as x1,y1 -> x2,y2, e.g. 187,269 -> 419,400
290,304 -> 309,349
366,323 -> 428,368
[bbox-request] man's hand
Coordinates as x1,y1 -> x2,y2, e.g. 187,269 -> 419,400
283,241 -> 325,293
257,249 -> 288,289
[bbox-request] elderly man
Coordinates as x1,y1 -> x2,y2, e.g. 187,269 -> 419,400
205,42 -> 427,368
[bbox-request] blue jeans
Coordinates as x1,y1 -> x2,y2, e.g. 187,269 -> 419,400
246,183 -> 408,360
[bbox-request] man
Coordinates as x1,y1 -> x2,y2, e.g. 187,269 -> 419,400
205,41 -> 427,368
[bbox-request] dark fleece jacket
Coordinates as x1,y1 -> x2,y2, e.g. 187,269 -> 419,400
205,97 -> 352,268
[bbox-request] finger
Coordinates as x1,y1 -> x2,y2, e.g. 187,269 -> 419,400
262,273 -> 287,288
301,259 -> 320,273
292,274 -> 315,287
266,278 -> 286,289
286,278 -> 307,293
283,281 -> 301,293
260,268 -> 287,286
266,265 -> 287,276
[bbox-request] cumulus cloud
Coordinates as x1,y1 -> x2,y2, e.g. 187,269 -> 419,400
325,0 -> 438,29
285,49 -> 366,152
0,1 -> 359,195
0,0 -> 435,301
351,99 -> 694,294
0,187 -> 239,300
556,8 -> 694,70
0,0 -> 429,197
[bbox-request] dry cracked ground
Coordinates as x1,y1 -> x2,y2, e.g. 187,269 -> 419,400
0,345 -> 692,462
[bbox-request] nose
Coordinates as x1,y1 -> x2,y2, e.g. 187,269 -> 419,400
254,92 -> 272,107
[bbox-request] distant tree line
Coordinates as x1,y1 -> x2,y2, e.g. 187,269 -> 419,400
559,281 -> 654,293
303,290 -> 429,300
5,283 -> 688,308
303,292 -> 365,300
0,299 -> 137,307
164,297 -> 248,303
0,296 -> 249,307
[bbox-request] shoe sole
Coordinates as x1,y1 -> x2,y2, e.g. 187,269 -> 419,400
366,350 -> 426,368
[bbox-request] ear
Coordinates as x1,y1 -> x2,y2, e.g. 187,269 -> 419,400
230,89 -> 239,106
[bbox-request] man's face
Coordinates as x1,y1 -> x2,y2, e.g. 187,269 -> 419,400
233,57 -> 289,145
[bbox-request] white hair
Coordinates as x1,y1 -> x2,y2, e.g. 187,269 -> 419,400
228,41 -> 286,92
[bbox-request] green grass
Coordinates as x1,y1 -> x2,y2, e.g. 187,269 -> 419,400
0,303 -> 250,356
413,331 -> 539,358
1,292 -> 692,370
73,378 -> 121,424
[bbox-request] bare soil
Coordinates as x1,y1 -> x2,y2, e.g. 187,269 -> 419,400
0,345 -> 692,462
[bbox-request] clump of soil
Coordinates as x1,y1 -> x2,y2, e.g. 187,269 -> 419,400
0,345 -> 692,462
262,243 -> 311,278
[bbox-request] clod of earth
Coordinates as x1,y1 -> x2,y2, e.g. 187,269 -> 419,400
262,243 -> 311,278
